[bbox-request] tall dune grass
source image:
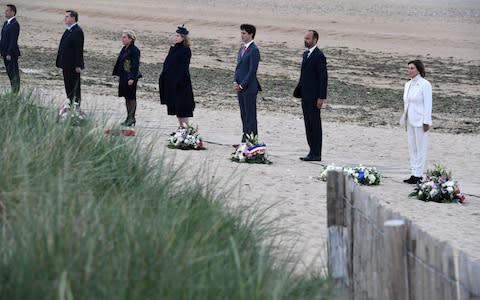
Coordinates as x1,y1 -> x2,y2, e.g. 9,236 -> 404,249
0,91 -> 335,299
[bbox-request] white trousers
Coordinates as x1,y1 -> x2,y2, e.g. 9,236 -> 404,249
407,124 -> 428,177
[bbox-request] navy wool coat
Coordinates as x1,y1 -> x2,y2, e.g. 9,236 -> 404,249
159,43 -> 195,117
112,44 -> 141,99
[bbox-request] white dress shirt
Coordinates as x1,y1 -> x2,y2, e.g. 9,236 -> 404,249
7,16 -> 16,25
66,23 -> 78,31
306,45 -> 317,58
243,40 -> 254,50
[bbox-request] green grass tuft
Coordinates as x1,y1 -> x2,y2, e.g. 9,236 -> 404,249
0,91 -> 337,299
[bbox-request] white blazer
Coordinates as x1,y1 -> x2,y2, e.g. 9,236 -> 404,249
400,75 -> 432,127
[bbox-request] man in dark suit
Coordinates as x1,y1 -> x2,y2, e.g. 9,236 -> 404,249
0,4 -> 21,93
294,30 -> 328,162
233,23 -> 261,143
56,10 -> 84,106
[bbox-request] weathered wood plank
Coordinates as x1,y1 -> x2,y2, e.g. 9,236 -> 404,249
383,219 -> 408,300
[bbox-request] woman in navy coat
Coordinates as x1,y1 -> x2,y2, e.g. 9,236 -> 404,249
159,25 -> 195,127
113,30 -> 142,127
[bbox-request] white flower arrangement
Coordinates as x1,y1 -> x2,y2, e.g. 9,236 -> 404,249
168,123 -> 205,150
320,164 -> 381,185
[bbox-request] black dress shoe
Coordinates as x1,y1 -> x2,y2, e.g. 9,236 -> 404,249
299,155 -> 321,161
403,176 -> 422,184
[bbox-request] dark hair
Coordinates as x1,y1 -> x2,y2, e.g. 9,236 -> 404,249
308,30 -> 319,42
240,24 -> 256,39
6,4 -> 17,15
66,10 -> 79,22
408,59 -> 426,77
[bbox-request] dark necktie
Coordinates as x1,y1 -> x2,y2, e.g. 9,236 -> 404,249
302,50 -> 309,66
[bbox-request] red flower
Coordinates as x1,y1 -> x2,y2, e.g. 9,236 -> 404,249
454,191 -> 466,203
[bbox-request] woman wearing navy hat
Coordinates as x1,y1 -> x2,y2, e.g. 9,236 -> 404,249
159,25 -> 195,127
113,30 -> 142,127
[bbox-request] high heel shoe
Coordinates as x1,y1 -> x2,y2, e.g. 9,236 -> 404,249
120,118 -> 135,127
125,118 -> 136,127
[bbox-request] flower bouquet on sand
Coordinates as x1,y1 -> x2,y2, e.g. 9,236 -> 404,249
409,164 -> 465,204
320,164 -> 381,185
168,123 -> 205,150
58,100 -> 87,126
231,133 -> 272,164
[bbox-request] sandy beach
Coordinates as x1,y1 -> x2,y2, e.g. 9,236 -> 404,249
3,0 -> 480,271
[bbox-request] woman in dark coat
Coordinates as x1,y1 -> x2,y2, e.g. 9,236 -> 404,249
113,30 -> 141,127
159,25 -> 195,127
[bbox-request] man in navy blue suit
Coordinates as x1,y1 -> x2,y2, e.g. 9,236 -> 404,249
233,23 -> 261,143
0,4 -> 21,93
294,30 -> 328,161
56,10 -> 84,106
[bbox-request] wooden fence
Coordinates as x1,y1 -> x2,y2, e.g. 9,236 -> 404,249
326,170 -> 480,300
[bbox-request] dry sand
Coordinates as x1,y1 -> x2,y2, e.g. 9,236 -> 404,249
4,0 -> 480,271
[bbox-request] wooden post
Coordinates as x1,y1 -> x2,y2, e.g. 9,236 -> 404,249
327,169 -> 349,288
383,219 -> 409,300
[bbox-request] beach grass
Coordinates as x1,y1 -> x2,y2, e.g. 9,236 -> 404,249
0,91 -> 336,299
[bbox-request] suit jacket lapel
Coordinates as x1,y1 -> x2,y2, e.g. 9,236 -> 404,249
308,47 -> 319,60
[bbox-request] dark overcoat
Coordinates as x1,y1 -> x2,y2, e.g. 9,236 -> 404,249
112,44 -> 141,99
159,42 -> 195,117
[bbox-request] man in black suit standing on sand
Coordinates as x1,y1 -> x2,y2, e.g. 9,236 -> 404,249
0,4 -> 21,93
56,10 -> 84,106
294,30 -> 328,162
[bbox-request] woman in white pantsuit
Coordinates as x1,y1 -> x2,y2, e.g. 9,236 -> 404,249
401,60 -> 432,184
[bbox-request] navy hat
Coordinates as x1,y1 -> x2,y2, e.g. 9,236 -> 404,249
176,25 -> 189,35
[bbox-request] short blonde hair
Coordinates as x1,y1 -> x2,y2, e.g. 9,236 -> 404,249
123,30 -> 137,42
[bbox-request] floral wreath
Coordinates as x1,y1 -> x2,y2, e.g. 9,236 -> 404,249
409,164 -> 465,203
58,100 -> 87,126
320,164 -> 381,186
168,123 -> 205,150
231,133 -> 272,164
